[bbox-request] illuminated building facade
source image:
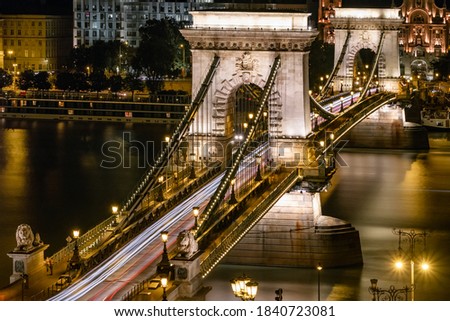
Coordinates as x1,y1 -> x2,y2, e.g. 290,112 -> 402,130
397,0 -> 448,78
318,0 -> 343,43
0,14 -> 72,73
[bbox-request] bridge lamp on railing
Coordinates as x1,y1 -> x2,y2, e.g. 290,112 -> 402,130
340,81 -> 343,93
340,97 -> 344,112
193,206 -> 199,229
157,175 -> 165,201
350,91 -> 354,105
111,205 -> 119,225
230,274 -> 258,301
69,229 -> 81,269
157,231 -> 172,276
229,178 -> 238,204
248,113 -> 254,122
161,275 -> 168,301
189,152 -> 196,179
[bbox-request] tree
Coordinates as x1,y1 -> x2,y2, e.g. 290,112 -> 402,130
109,75 -> 123,95
0,69 -> 12,91
89,70 -> 108,95
124,72 -> 144,100
18,70 -> 35,90
134,18 -> 186,93
34,71 -> 51,90
55,71 -> 74,91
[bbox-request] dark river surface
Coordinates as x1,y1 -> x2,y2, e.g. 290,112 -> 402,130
1,118 -> 450,301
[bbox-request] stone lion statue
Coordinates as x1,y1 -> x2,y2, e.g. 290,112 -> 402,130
177,230 -> 198,258
15,224 -> 35,251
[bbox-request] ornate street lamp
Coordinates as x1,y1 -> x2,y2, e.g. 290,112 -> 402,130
340,97 -> 344,112
230,274 -> 258,301
189,152 -> 196,179
229,178 -> 238,204
157,231 -> 171,276
393,228 -> 429,301
255,155 -> 262,181
69,229 -> 81,269
161,275 -> 168,301
368,278 -> 410,301
193,206 -> 199,229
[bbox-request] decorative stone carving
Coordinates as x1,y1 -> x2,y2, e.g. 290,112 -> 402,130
236,52 -> 258,73
15,224 -> 35,252
177,230 -> 198,259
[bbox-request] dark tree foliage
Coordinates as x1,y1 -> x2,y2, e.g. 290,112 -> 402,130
124,72 -> 144,99
55,71 -> 88,91
431,53 -> 450,80
34,71 -> 51,90
109,75 -> 124,93
70,45 -> 90,72
18,70 -> 35,90
0,69 -> 12,90
89,71 -> 108,94
55,71 -> 74,91
134,18 -> 186,93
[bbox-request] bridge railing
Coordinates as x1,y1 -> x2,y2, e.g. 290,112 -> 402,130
200,168 -> 299,277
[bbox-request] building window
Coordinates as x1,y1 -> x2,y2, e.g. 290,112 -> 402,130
25,50 -> 28,57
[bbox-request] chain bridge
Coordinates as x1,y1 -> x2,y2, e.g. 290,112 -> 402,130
35,8 -> 422,301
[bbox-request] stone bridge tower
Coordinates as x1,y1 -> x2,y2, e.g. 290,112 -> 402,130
331,8 -> 403,93
181,10 -> 318,166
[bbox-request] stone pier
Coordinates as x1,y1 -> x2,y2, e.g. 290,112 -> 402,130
222,191 -> 363,268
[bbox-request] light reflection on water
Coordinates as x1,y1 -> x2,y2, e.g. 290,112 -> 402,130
0,119 -> 173,287
1,119 -> 450,300
204,132 -> 450,301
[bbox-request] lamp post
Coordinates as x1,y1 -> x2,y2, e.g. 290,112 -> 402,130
161,275 -> 168,301
393,228 -> 429,301
340,97 -> 344,112
189,152 -> 196,179
368,278 -> 410,301
350,91 -> 354,105
193,206 -> 199,229
157,175 -> 165,202
112,205 -> 119,225
229,178 -> 238,204
230,274 -> 258,301
157,231 -> 172,276
69,229 -> 81,269
255,155 -> 262,181
317,263 -> 323,301
180,44 -> 186,78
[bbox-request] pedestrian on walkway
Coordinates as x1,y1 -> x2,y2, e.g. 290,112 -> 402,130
49,258 -> 53,275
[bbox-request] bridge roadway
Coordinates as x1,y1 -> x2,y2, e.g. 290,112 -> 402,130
50,92 -> 394,301
49,143 -> 277,300
18,91 -> 392,301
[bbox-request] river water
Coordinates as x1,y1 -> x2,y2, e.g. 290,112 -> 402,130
1,118 -> 450,300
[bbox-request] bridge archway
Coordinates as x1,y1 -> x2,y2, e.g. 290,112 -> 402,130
331,8 -> 403,93
181,11 -> 318,164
